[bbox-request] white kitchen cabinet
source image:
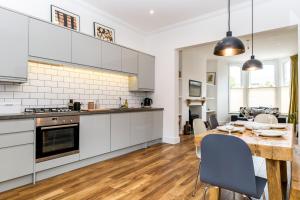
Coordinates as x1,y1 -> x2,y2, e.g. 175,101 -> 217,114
101,42 -> 122,71
129,53 -> 155,92
122,48 -> 138,74
80,114 -> 111,160
71,31 -> 101,67
111,113 -> 131,151
152,111 -> 163,140
0,8 -> 28,82
0,144 -> 34,182
29,18 -> 71,62
130,112 -> 153,145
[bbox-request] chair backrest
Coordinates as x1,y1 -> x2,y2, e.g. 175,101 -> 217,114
208,114 -> 219,129
200,134 -> 257,197
193,119 -> 207,136
254,114 -> 278,124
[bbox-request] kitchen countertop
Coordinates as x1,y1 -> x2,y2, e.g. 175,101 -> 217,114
0,107 -> 164,120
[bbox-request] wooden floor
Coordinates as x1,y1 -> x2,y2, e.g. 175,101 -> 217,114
0,136 -> 265,200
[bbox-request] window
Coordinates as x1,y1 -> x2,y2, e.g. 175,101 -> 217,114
229,65 -> 245,112
248,64 -> 276,108
280,60 -> 291,114
229,59 -> 291,114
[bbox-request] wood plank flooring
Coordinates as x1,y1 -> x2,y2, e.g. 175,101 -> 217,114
0,136 -> 266,200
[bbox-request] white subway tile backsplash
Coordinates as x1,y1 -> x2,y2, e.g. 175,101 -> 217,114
0,62 -> 146,109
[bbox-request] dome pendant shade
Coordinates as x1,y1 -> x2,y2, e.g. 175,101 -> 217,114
214,31 -> 245,56
242,55 -> 263,71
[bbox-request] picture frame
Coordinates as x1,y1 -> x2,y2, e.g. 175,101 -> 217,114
207,72 -> 216,85
51,5 -> 80,31
94,22 -> 115,43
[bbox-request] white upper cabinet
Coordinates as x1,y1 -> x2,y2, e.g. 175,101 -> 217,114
101,42 -> 122,71
122,48 -> 138,74
29,18 -> 72,62
129,53 -> 155,91
0,8 -> 28,82
71,31 -> 101,67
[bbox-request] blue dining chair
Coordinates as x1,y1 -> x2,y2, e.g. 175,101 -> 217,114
199,134 -> 267,199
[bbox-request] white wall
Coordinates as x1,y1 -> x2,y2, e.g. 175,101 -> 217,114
0,0 -> 147,52
147,0 -> 300,144
181,48 -> 207,127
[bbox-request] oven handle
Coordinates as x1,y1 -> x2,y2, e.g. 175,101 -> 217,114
40,124 -> 79,130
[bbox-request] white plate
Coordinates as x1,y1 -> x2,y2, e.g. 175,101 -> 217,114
254,130 -> 287,137
217,126 -> 245,133
270,124 -> 288,129
232,120 -> 249,126
245,123 -> 271,130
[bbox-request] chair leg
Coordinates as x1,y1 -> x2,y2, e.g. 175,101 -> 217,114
192,161 -> 201,197
202,186 -> 209,200
262,192 -> 266,200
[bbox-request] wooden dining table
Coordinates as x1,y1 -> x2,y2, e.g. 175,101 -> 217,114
194,124 -> 295,200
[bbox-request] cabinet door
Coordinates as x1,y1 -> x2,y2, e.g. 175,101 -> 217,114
0,144 -> 34,182
111,113 -> 131,151
80,114 -> 110,160
152,111 -> 163,140
122,48 -> 138,74
29,18 -> 71,62
138,53 -> 155,90
102,42 -> 122,71
130,112 -> 153,145
0,8 -> 28,81
71,32 -> 100,67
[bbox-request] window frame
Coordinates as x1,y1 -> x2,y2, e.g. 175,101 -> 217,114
228,59 -> 290,114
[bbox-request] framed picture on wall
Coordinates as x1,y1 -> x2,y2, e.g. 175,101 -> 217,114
51,5 -> 80,31
207,72 -> 216,85
94,22 -> 115,43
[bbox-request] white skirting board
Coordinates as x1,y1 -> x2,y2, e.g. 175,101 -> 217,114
0,139 -> 162,193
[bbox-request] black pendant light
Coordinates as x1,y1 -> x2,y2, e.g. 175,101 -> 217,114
214,0 -> 245,56
242,0 -> 263,71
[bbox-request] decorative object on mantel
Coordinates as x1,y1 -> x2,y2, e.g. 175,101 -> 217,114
186,98 -> 206,106
51,5 -> 80,31
207,72 -> 216,85
213,0 -> 245,56
94,22 -> 115,43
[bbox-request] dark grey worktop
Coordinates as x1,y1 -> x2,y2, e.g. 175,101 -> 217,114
0,108 -> 164,120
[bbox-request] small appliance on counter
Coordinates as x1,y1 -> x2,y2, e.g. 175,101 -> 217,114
142,98 -> 153,108
73,102 -> 81,111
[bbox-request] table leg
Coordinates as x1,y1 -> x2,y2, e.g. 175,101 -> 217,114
266,159 -> 283,200
280,161 -> 288,199
208,186 -> 220,200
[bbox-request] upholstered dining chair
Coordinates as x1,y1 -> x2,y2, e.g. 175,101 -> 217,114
199,134 -> 267,200
254,113 -> 278,124
208,114 -> 219,129
192,119 -> 207,196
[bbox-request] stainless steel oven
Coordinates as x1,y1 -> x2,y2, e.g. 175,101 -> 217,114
36,116 -> 80,163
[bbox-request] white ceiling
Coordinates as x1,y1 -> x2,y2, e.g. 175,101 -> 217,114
83,0 -> 246,32
184,26 -> 298,62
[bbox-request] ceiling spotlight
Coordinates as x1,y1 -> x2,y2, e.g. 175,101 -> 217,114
149,9 -> 155,15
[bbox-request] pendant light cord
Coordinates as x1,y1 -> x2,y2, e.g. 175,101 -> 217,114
251,0 -> 254,56
228,0 -> 231,31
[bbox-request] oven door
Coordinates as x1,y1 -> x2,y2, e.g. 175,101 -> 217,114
36,124 -> 79,162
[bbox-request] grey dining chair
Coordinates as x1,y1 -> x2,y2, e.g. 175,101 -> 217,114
208,114 -> 219,129
199,134 -> 267,200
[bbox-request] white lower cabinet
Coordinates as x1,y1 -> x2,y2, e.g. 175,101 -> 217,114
130,112 -> 153,145
80,114 -> 111,160
152,111 -> 163,140
111,113 -> 131,151
0,144 -> 34,182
